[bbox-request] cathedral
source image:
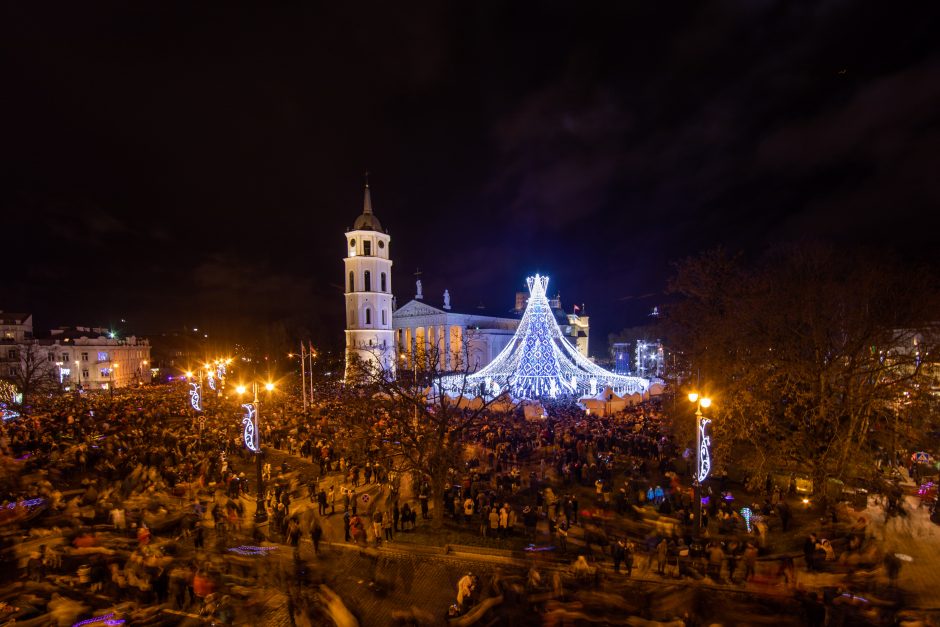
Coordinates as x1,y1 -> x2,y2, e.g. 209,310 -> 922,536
344,181 -> 590,378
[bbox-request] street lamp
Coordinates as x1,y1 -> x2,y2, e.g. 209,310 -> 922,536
687,392 -> 713,535
74,360 -> 81,391
110,363 -> 119,399
237,382 -> 274,524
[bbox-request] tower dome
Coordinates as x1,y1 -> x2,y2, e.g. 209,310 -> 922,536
353,180 -> 383,232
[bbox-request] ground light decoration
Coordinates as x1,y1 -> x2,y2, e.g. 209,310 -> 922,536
446,274 -> 648,399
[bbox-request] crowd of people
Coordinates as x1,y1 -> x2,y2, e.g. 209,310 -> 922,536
0,374 -> 930,626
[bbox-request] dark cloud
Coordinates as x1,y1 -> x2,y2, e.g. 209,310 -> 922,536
2,1 -> 939,351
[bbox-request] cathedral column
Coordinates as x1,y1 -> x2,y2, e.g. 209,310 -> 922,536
444,325 -> 451,371
425,326 -> 432,369
438,326 -> 446,371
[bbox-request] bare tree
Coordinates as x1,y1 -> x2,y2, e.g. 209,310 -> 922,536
664,244 -> 939,500
0,341 -> 57,409
347,333 -> 517,529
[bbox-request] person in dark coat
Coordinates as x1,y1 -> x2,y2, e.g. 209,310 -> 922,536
612,540 -> 626,573
311,519 -> 323,555
803,533 -> 818,572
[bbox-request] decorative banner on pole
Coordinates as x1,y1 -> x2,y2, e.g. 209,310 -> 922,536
217,363 -> 226,380
242,403 -> 259,453
207,371 -> 216,391
697,417 -> 712,483
189,382 -> 202,412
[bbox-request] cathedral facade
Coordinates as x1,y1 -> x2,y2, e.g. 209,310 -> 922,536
343,182 -> 590,377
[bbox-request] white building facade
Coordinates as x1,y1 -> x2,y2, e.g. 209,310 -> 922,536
0,322 -> 151,391
344,182 -> 396,378
46,330 -> 152,390
393,297 -> 519,373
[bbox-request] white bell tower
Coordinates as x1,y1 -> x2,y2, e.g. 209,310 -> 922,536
344,177 -> 395,379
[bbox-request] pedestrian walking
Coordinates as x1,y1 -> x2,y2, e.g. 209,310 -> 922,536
383,512 -> 393,541
372,511 -> 383,545
656,538 -> 668,575
613,539 -> 625,573
744,542 -> 758,581
556,520 -> 568,553
311,519 -> 323,555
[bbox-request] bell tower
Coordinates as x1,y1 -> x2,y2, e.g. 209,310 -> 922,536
344,177 -> 395,379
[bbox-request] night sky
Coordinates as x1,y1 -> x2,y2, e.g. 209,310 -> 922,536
4,2 -> 940,353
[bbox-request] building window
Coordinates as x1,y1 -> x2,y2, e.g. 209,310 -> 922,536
349,271 -> 355,292
380,272 -> 387,292
97,351 -> 109,361
381,309 -> 387,325
9,349 -> 18,359
365,308 -> 372,325
100,368 -> 111,377
61,353 -> 69,362
364,240 -> 371,256
81,352 -> 88,361
48,351 -> 55,361
364,270 -> 371,292
82,370 -> 89,379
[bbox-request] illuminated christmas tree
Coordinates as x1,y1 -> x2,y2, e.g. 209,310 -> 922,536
460,274 -> 648,399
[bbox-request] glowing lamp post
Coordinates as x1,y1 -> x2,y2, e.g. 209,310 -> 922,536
238,382 -> 274,524
688,392 -> 713,535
